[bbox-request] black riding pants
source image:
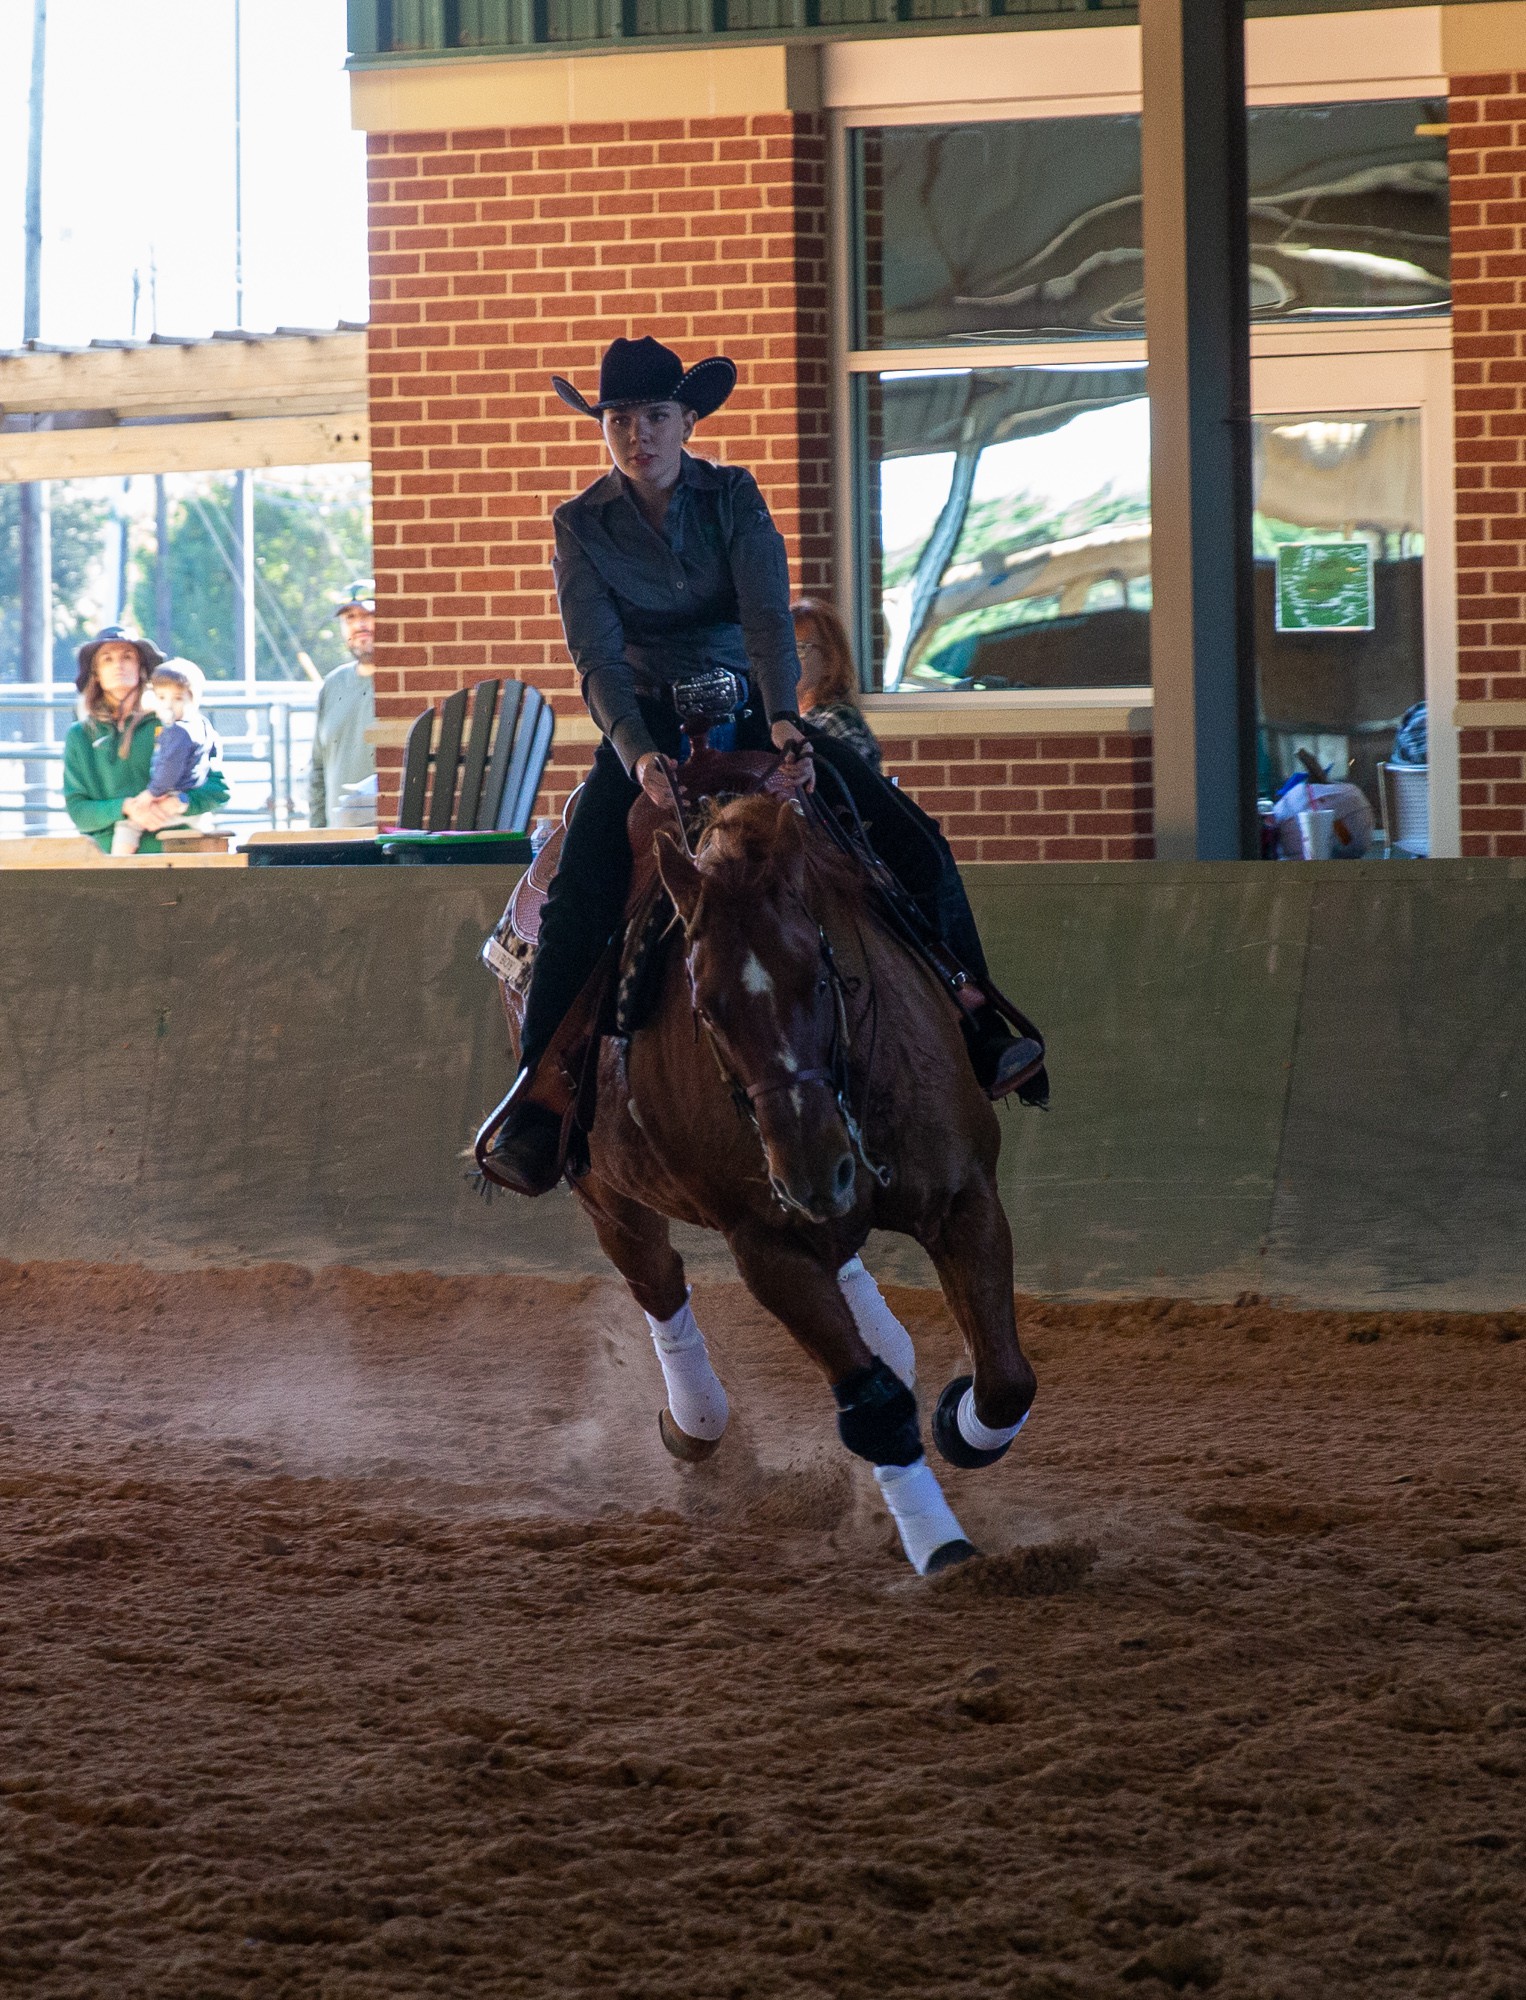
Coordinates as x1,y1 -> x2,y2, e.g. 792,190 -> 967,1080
519,694 -> 770,1076
517,698 -> 989,1079
804,725 -> 991,985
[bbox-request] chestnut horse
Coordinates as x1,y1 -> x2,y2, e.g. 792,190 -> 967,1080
498,789 -> 1037,1574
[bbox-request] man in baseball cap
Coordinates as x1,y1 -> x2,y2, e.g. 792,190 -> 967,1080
309,581 -> 377,827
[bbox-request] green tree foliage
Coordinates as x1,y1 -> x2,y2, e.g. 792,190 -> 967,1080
130,476 -> 371,682
0,485 -> 113,680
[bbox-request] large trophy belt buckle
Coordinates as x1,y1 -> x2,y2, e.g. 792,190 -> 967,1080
671,668 -> 746,731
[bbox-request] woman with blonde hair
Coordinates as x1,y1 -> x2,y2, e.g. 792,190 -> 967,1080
792,596 -> 882,773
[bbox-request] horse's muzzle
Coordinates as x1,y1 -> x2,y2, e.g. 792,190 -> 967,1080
768,1144 -> 857,1223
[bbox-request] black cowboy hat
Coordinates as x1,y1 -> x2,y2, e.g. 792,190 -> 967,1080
551,336 -> 736,423
75,626 -> 165,693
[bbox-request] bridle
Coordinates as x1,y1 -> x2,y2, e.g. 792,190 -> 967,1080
684,912 -> 892,1206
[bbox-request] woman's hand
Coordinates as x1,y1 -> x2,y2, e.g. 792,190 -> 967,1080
770,719 -> 815,793
122,792 -> 182,832
634,751 -> 681,816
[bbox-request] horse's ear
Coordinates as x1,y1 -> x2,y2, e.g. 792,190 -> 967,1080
655,830 -> 703,926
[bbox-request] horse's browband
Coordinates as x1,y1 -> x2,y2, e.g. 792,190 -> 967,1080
744,1067 -> 835,1105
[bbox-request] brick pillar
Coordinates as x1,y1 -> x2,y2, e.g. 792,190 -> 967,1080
1451,71 -> 1526,857
364,112 -> 830,820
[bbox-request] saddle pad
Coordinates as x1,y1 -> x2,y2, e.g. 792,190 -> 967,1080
506,789 -> 578,948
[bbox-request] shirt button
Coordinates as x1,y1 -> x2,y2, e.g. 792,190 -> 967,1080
675,578 -> 686,591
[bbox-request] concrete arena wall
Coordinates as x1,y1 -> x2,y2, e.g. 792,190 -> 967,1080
2,861 -> 1524,1309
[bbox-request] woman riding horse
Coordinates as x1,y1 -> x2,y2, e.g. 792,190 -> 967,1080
486,335 -> 1041,1196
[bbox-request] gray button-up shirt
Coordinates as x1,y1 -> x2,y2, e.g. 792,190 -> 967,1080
552,453 -> 802,775
308,662 -> 377,827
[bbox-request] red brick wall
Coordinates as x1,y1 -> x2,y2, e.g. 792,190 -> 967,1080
1451,70 -> 1526,857
530,727 -> 1154,862
876,731 -> 1154,863
364,111 -> 830,816
360,103 -> 1156,860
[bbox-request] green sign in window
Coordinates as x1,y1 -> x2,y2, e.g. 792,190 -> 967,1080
1275,541 -> 1375,633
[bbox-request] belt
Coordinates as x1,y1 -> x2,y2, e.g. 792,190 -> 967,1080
632,667 -> 750,731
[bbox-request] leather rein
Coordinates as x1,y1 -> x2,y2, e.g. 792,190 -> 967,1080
643,721 -> 895,1200
683,893 -> 893,1201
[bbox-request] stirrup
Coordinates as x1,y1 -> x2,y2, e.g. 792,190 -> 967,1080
474,1075 -> 567,1194
986,1035 -> 1047,1104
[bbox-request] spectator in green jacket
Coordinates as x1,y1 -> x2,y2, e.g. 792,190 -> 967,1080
63,627 -> 231,854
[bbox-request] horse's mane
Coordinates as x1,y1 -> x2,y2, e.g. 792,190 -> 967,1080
693,791 -> 864,910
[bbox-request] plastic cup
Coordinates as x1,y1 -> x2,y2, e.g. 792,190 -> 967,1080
1297,808 -> 1336,860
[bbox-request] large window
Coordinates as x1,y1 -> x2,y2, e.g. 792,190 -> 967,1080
850,93 -> 1450,803
866,367 -> 1149,691
855,99 -> 1449,346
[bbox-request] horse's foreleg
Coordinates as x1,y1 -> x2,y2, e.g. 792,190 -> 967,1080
924,1174 -> 1037,1468
728,1229 -> 973,1574
576,1181 -> 688,1319
837,1256 -> 917,1388
576,1183 -> 729,1455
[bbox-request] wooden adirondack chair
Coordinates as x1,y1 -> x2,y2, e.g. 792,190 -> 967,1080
394,678 -> 555,834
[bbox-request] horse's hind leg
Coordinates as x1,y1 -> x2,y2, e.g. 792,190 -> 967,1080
727,1227 -> 973,1574
924,1173 -> 1037,1469
575,1183 -> 729,1456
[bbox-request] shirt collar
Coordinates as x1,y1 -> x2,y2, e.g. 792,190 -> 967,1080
587,451 -> 718,511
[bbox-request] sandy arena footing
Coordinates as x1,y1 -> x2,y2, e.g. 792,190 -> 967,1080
1,1263 -> 1523,1998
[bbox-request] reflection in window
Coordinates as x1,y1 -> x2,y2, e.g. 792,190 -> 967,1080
857,98 -> 1448,345
1253,409 -> 1424,814
868,369 -> 1150,690
867,376 -> 1426,813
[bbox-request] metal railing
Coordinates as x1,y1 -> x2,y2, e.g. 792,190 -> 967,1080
0,686 -> 318,841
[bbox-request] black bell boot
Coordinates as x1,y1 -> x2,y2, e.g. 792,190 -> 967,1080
479,1099 -> 565,1196
964,1007 -> 1048,1107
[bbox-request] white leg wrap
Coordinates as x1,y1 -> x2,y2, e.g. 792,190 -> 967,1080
838,1256 -> 917,1389
957,1386 -> 1028,1454
644,1292 -> 729,1442
874,1457 -> 970,1576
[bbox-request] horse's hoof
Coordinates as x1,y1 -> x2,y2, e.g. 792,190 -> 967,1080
658,1408 -> 722,1463
932,1374 -> 1014,1470
924,1537 -> 980,1575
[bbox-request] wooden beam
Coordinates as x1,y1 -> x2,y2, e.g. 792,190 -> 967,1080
0,413 -> 370,483
0,330 -> 366,420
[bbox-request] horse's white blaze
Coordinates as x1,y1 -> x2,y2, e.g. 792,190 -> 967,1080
740,951 -> 773,997
874,1458 -> 969,1575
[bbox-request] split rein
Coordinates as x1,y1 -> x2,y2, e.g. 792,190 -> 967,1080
672,849 -> 893,1199
653,748 -> 892,1200
695,925 -> 892,1198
